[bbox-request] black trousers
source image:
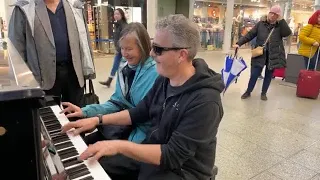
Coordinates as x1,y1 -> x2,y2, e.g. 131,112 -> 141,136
99,154 -> 140,180
44,61 -> 84,108
84,132 -> 140,180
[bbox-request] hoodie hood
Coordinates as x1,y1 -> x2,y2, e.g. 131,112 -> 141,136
167,58 -> 225,95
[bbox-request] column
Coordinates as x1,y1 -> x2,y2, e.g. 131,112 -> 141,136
218,5 -> 225,24
147,0 -> 158,39
222,0 -> 234,53
189,0 -> 195,19
283,0 -> 292,21
1,0 -> 13,40
279,2 -> 286,17
315,0 -> 320,11
5,0 -> 17,22
284,0 -> 293,53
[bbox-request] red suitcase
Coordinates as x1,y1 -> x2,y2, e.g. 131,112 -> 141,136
273,68 -> 285,80
296,48 -> 320,99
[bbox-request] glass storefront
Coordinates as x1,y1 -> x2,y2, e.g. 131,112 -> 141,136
193,0 -> 269,50
84,0 -> 147,53
193,0 -> 315,51
290,1 -> 314,45
193,1 -> 226,50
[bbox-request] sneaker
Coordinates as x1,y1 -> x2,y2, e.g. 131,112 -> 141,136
258,75 -> 264,79
241,92 -> 251,99
261,94 -> 268,101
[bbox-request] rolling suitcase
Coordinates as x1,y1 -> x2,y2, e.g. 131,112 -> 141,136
296,48 -> 320,99
285,54 -> 305,84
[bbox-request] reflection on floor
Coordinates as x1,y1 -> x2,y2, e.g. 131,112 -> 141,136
91,49 -> 320,180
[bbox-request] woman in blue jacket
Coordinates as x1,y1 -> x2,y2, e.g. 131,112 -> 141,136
61,22 -> 158,144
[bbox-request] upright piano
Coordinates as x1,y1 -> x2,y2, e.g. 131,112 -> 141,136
0,40 -> 111,180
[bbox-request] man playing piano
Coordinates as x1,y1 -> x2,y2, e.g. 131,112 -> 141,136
62,15 -> 224,180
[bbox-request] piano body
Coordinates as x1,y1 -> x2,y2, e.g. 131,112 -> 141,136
0,39 -> 45,179
0,40 -> 111,180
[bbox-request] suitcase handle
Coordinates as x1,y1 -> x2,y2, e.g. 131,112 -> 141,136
307,46 -> 320,71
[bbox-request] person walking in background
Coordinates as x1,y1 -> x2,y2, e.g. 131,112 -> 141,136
234,5 -> 291,101
100,8 -> 128,87
298,10 -> 320,70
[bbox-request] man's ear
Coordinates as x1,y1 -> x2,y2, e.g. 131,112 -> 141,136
179,49 -> 189,63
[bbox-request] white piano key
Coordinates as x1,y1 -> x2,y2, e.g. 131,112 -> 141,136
50,105 -> 111,180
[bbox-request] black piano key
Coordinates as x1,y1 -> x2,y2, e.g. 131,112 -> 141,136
52,137 -> 70,145
40,111 -> 54,116
59,149 -> 79,159
79,176 -> 94,180
66,163 -> 87,174
39,111 -> 53,116
47,124 -> 63,132
55,141 -> 73,151
70,170 -> 91,180
66,164 -> 88,178
45,121 -> 60,127
52,133 -> 69,141
62,156 -> 83,168
43,117 -> 58,123
39,107 -> 53,114
52,136 -> 70,144
58,147 -> 78,157
58,147 -> 77,156
43,118 -> 59,124
43,119 -> 59,125
49,129 -> 61,135
42,114 -> 57,121
46,123 -> 62,130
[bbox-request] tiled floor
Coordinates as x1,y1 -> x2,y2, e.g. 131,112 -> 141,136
91,48 -> 320,180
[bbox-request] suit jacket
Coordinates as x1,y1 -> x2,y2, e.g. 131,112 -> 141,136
9,0 -> 90,90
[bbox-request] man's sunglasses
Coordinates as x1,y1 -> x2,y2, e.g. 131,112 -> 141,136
152,44 -> 190,56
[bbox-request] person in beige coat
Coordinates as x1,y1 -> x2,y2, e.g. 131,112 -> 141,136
9,0 -> 95,107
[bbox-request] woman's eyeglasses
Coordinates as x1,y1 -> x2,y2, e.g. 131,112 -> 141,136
152,44 -> 190,56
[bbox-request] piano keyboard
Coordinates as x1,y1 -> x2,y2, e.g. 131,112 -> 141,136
39,105 -> 111,180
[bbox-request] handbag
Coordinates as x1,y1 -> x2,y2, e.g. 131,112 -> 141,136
83,79 -> 100,105
97,99 -> 133,140
251,28 -> 275,58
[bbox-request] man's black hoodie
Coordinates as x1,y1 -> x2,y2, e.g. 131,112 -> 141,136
129,58 -> 225,180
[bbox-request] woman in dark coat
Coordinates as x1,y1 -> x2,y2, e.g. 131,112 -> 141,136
100,8 -> 128,87
235,5 -> 291,101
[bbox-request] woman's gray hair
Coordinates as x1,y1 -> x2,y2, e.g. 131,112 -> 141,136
119,23 -> 151,63
156,14 -> 200,60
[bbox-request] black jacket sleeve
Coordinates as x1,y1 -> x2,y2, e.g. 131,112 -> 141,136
8,7 -> 27,62
159,101 -> 222,170
128,77 -> 161,125
279,19 -> 292,38
237,22 -> 259,46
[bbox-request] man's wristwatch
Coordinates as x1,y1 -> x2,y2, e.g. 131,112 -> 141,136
97,114 -> 103,125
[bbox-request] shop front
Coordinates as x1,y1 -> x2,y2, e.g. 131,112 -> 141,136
289,1 -> 315,45
193,0 -> 270,51
193,0 -> 317,51
84,0 -> 147,53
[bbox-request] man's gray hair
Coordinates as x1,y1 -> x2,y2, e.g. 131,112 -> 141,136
156,14 -> 200,60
